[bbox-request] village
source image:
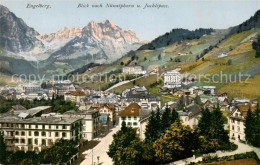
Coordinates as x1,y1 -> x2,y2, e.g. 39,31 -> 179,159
0,66 -> 259,165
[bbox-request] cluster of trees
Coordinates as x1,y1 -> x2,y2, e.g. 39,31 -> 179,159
196,44 -> 218,61
108,105 -> 233,165
197,107 -> 232,153
0,134 -> 78,165
138,28 -> 213,50
0,95 -> 77,114
245,105 -> 260,147
253,35 -> 260,58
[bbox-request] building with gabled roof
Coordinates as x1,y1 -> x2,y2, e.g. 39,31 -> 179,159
118,103 -> 151,140
228,103 -> 257,141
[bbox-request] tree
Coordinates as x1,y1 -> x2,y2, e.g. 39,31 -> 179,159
0,132 -> 6,163
252,35 -> 260,58
194,95 -> 202,105
210,105 -> 229,145
252,105 -> 260,147
144,57 -> 147,61
161,105 -> 171,131
170,108 -> 179,124
198,108 -> 211,136
108,125 -> 143,165
158,54 -> 161,60
153,123 -> 196,163
227,59 -> 232,65
145,111 -> 158,142
177,95 -> 185,110
245,108 -> 255,143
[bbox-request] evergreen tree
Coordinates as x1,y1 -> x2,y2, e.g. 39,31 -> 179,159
161,105 -> 171,131
198,108 -> 211,136
194,95 -> 202,105
177,95 -> 185,110
155,108 -> 162,137
253,105 -> 260,147
0,132 -> 6,164
145,111 -> 158,142
245,108 -> 254,143
170,108 -> 179,124
210,105 -> 229,144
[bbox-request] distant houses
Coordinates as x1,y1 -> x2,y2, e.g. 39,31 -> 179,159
217,52 -> 228,58
122,66 -> 146,75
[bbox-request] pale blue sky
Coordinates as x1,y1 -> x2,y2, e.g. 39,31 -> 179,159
1,0 -> 260,40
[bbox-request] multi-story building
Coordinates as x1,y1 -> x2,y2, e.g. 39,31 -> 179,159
122,66 -> 146,75
0,110 -> 82,152
63,110 -> 100,141
22,84 -> 42,93
118,103 -> 151,140
64,90 -> 85,103
121,86 -> 161,110
228,103 -> 257,141
91,103 -> 116,127
164,70 -> 182,88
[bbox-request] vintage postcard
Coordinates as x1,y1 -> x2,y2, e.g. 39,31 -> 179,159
0,0 -> 259,164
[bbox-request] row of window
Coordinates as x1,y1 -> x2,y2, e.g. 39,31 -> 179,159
0,123 -> 68,130
127,122 -> 138,126
231,125 -> 241,132
231,119 -> 241,125
13,131 -> 68,137
121,117 -> 137,120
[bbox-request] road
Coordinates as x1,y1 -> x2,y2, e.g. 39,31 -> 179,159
171,140 -> 256,165
80,126 -> 119,165
105,73 -> 156,92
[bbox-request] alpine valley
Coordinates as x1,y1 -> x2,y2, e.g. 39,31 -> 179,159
0,5 -> 142,76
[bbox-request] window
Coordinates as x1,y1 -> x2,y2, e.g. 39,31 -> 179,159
15,139 -> 18,143
121,117 -> 126,121
237,120 -> 240,125
34,139 -> 38,145
21,139 -> 25,144
28,139 -> 32,145
21,124 -> 25,128
35,125 -> 38,129
128,116 -> 131,120
56,125 -> 59,129
134,117 -> 137,120
62,132 -> 66,138
42,139 -> 46,146
62,125 -> 66,129
133,122 -> 137,126
42,132 -> 46,137
232,119 -> 235,123
34,131 -> 39,136
15,131 -> 19,136
21,131 -> 25,136
48,139 -> 52,146
235,113 -> 238,117
232,125 -> 234,130
29,124 -> 31,129
55,132 -> 59,137
42,125 -> 45,130
127,122 -> 131,126
29,131 -> 31,136
237,126 -> 240,132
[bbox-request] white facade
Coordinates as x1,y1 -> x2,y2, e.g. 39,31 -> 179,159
228,108 -> 246,141
122,66 -> 146,75
0,117 -> 82,152
164,70 -> 182,88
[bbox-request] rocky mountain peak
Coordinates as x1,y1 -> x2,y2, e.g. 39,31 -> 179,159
0,5 -> 43,53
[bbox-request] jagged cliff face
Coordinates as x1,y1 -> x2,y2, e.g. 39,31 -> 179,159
0,5 -> 43,53
38,20 -> 140,60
